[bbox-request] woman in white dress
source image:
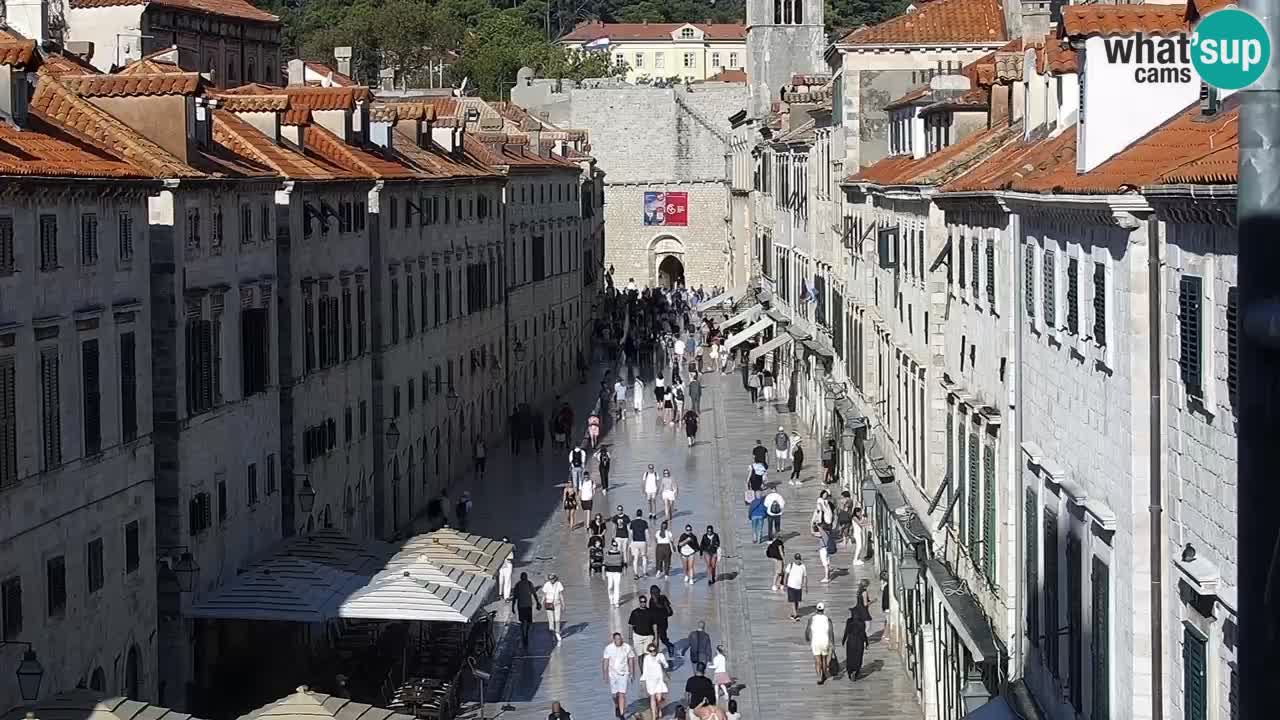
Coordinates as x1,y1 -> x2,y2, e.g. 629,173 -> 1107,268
711,644 -> 732,700
643,465 -> 660,519
660,469 -> 678,523
633,377 -> 645,414
640,643 -> 669,720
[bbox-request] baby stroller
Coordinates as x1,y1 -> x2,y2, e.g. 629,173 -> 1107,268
588,536 -> 605,576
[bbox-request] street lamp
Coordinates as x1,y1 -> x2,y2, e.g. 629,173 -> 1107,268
297,477 -> 317,514
514,341 -> 527,362
559,318 -> 570,338
0,642 -> 44,702
384,420 -> 401,450
959,671 -> 992,714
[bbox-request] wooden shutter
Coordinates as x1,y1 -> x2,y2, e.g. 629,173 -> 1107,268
200,320 -> 214,411
1043,248 -> 1056,325
0,356 -> 15,487
1044,509 -> 1060,676
81,339 -> 101,455
1093,263 -> 1107,347
1091,557 -> 1110,720
1026,490 -> 1039,646
1025,245 -> 1036,319
1066,257 -> 1080,334
1227,286 -> 1239,409
1067,533 -> 1083,710
120,332 -> 137,441
967,430 -> 980,557
40,346 -> 61,468
982,442 -> 997,581
1179,275 -> 1204,396
1183,626 -> 1208,720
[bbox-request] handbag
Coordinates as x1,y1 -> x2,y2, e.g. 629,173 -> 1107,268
744,488 -> 754,505
827,652 -> 841,677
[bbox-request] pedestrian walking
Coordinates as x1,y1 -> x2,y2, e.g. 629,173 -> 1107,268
540,573 -> 565,641
678,524 -> 699,583
579,471 -> 595,515
711,645 -> 731,700
512,572 -> 537,646
815,522 -> 835,583
805,603 -> 837,685
785,553 -> 808,621
643,465 -> 659,519
633,377 -> 645,415
589,512 -> 608,539
688,374 -> 702,413
602,633 -> 636,720
774,426 -> 790,468
812,490 -> 835,529
747,370 -> 761,403
562,483 -> 579,529
842,607 -> 870,681
748,494 -> 767,543
766,536 -> 786,591
569,444 -> 587,487
790,441 -> 805,483
764,488 -> 785,539
852,506 -> 869,564
612,504 -> 632,563
455,492 -> 471,532
499,552 -> 513,601
684,621 -> 713,667
532,409 -> 546,454
654,521 -> 674,577
630,509 -> 651,577
700,525 -> 722,585
473,436 -> 487,478
588,532 -> 606,576
547,700 -> 573,720
661,469 -> 678,521
836,492 -> 855,546
629,595 -> 656,654
752,439 -> 769,467
605,539 -> 626,606
663,389 -> 676,425
640,643 -> 671,720
854,579 -> 874,626
598,446 -> 612,492
683,664 -> 717,713
649,586 -> 676,654
821,439 -> 837,484
683,408 -> 699,447
614,378 -> 628,421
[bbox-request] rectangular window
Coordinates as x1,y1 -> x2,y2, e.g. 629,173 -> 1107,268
729,52 -> 738,68
0,576 -> 20,640
390,277 -> 400,344
408,378 -> 415,412
188,492 -> 211,535
359,400 -> 368,436
118,212 -> 134,262
46,556 -> 66,616
1044,509 -> 1060,676
341,285 -> 353,359
1093,263 -> 1107,346
0,217 -> 12,275
40,214 -> 58,271
344,407 -> 352,443
0,356 -> 14,487
211,206 -> 223,249
393,385 -> 402,417
217,478 -> 227,522
1091,557 -> 1110,720
982,442 -> 997,581
318,291 -> 331,367
266,454 -> 276,494
683,52 -> 695,68
241,203 -> 253,243
40,346 -> 61,468
711,52 -> 721,68
81,339 -> 101,455
186,319 -> 216,414
124,520 -> 139,573
1067,533 -> 1083,710
1043,248 -> 1056,326
1026,490 -> 1040,647
967,430 -> 980,557
86,537 -> 104,593
985,236 -> 995,307
303,285 -> 316,372
1180,275 -> 1204,396
656,53 -> 665,69
247,462 -> 258,505
357,282 -> 368,354
1227,286 -> 1239,408
1025,245 -> 1036,319
971,234 -> 980,296
406,274 -> 415,338
1183,626 -> 1208,720
120,332 -> 137,442
634,52 -> 644,68
242,308 -> 269,396
1066,257 -> 1080,334
186,207 -> 201,248
261,204 -> 272,241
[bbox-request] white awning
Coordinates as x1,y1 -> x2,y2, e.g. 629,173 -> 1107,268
748,333 -> 793,363
963,696 -> 1018,720
724,316 -> 774,352
696,285 -> 746,312
721,304 -> 761,329
185,529 -> 513,624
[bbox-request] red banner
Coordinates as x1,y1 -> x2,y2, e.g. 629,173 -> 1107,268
643,191 -> 688,226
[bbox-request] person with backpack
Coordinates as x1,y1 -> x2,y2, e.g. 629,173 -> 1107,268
748,494 -> 767,544
747,461 -> 767,498
568,444 -> 587,488
763,488 -> 785,540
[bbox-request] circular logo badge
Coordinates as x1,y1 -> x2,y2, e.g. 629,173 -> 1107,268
1192,8 -> 1272,90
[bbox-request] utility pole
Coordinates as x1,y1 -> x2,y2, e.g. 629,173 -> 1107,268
1237,0 -> 1280,717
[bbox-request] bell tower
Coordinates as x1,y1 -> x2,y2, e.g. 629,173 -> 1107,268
746,0 -> 826,118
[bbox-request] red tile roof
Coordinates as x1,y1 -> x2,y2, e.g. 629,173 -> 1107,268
463,133 -> 579,171
704,68 -> 748,83
840,0 -> 1006,46
1061,3 -> 1189,38
302,123 -> 417,179
1037,39 -> 1079,75
116,57 -> 185,75
58,72 -> 203,97
849,120 -> 1021,187
389,129 -> 497,180
941,127 -> 1073,193
40,52 -> 100,77
1187,0 -> 1236,21
68,0 -> 278,24
0,40 -> 36,67
213,109 -> 354,181
304,61 -> 355,87
561,21 -> 745,42
216,94 -> 290,112
1159,144 -> 1237,184
280,108 -> 311,126
0,116 -> 149,178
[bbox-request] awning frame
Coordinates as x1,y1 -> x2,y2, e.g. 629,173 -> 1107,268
724,316 -> 774,352
748,332 -> 793,363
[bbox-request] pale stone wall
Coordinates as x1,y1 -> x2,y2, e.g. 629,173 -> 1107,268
603,182 -> 729,290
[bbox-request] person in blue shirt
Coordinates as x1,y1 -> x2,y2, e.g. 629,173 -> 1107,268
748,495 -> 767,544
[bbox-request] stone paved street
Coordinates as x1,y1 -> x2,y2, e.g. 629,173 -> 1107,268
443,364 -> 922,720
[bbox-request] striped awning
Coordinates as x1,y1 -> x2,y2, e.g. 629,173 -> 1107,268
748,333 -> 793,363
695,285 -> 745,312
724,316 -> 774,352
721,304 -> 761,329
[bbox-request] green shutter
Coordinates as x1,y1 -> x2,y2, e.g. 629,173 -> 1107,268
1026,490 -> 1039,647
1044,509 -> 1060,676
957,423 -> 967,540
968,431 -> 980,557
983,443 -> 997,582
1091,557 -> 1110,720
1067,534 -> 1083,711
1184,626 -> 1208,720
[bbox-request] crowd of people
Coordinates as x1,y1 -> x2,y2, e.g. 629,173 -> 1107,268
495,277 -> 883,719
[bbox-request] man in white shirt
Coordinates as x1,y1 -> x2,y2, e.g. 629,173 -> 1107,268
579,471 -> 595,514
785,553 -> 807,621
614,379 -> 628,420
498,551 -> 513,601
541,574 -> 566,641
601,633 -> 636,720
763,489 -> 786,540
569,445 -> 587,488
805,603 -> 837,685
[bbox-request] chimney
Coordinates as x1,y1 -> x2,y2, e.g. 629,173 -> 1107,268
379,68 -> 395,92
370,118 -> 393,156
432,123 -> 457,153
0,64 -> 30,127
334,46 -> 353,78
555,138 -> 567,156
281,122 -> 305,150
6,0 -> 47,43
1199,82 -> 1221,116
192,97 -> 214,150
287,58 -> 305,86
1020,0 -> 1052,44
353,98 -> 367,143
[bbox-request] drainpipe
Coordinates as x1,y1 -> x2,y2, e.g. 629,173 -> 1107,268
1008,202 -> 1025,679
1147,216 -> 1164,720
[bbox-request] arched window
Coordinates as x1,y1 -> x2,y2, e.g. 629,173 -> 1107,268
90,667 -> 106,692
247,57 -> 256,83
227,58 -> 237,85
126,645 -> 141,698
322,504 -> 332,528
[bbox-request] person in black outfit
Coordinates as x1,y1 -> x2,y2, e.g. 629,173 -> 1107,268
512,572 -> 539,646
648,585 -> 676,654
547,700 -> 572,719
751,440 -> 769,468
700,525 -> 722,585
790,442 -> 805,482
628,595 -> 657,650
597,446 -> 612,491
684,664 -> 716,710
842,608 -> 870,681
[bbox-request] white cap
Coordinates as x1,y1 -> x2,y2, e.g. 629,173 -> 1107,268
816,602 -> 825,611
779,426 -> 785,431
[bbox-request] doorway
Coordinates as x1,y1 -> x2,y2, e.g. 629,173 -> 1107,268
657,255 -> 685,288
